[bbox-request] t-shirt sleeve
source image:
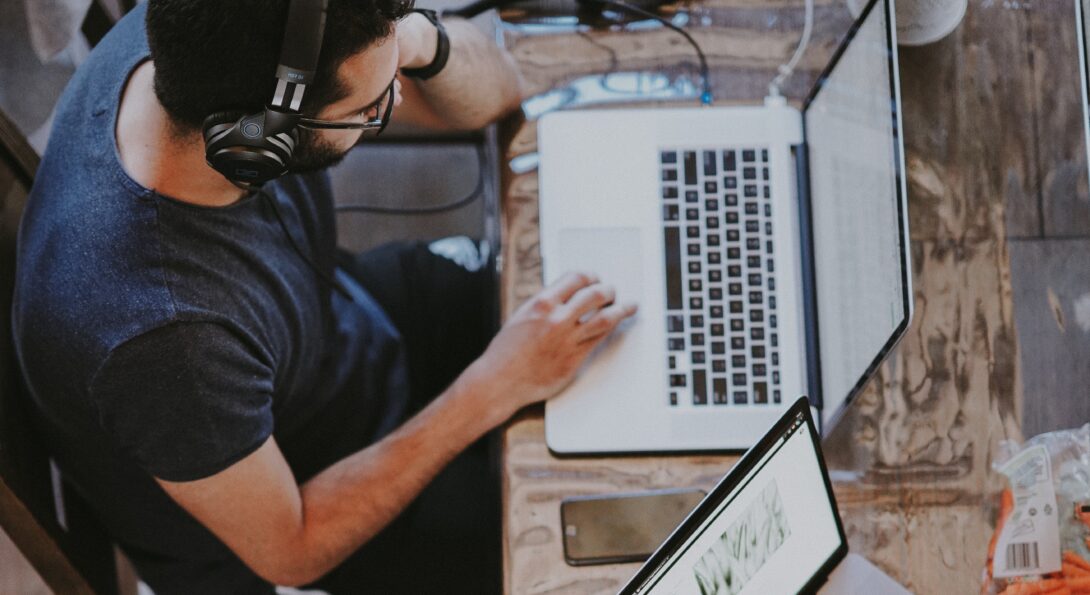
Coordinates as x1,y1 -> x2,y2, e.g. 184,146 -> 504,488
89,321 -> 276,482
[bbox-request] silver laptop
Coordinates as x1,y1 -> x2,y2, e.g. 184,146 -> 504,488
1077,0 -> 1090,181
538,0 -> 912,453
620,397 -> 912,595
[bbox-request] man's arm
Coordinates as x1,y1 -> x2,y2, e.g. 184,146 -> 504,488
157,272 -> 637,587
392,13 -> 524,130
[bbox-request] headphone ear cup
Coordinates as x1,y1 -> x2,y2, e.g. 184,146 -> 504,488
202,111 -> 291,185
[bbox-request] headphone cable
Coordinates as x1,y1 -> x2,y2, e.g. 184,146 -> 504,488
258,190 -> 353,300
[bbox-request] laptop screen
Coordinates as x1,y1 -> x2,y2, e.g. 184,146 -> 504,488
627,402 -> 844,594
802,0 -> 911,418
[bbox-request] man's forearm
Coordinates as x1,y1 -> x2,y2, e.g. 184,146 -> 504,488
284,370 -> 504,585
412,17 -> 524,130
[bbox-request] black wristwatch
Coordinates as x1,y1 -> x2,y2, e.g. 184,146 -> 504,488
401,9 -> 450,80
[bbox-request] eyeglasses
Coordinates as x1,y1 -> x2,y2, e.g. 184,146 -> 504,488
298,78 -> 396,135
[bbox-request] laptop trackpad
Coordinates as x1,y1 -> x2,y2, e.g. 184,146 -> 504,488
818,553 -> 912,594
557,228 -> 644,311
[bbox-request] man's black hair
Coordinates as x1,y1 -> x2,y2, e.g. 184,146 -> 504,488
146,0 -> 414,131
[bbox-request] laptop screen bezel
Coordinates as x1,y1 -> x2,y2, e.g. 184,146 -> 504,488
797,0 -> 913,428
619,397 -> 849,594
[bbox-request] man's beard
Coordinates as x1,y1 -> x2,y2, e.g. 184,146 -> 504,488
289,128 -> 351,173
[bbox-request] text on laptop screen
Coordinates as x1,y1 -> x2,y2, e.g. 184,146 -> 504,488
632,411 -> 841,594
804,2 -> 907,408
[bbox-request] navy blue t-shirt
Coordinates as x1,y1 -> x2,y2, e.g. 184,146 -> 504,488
11,5 -> 409,593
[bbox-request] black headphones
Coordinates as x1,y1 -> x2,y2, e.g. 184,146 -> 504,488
202,0 -> 329,187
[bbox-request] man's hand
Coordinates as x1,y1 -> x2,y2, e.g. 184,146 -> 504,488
460,271 -> 639,422
396,12 -> 439,71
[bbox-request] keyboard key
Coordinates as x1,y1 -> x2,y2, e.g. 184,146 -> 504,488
665,227 -> 682,310
748,273 -> 762,286
744,185 -> 758,198
663,169 -> 677,182
766,222 -> 773,234
753,364 -> 767,376
667,315 -> 684,332
670,374 -> 687,387
690,315 -> 705,327
687,226 -> 700,238
770,314 -> 777,329
724,177 -> 738,189
750,309 -> 764,323
773,389 -> 781,404
754,382 -> 768,404
732,373 -> 747,386
726,229 -> 740,242
710,305 -> 724,318
708,234 -> 721,247
767,259 -> 775,273
668,337 -> 685,350
709,287 -> 723,299
688,261 -> 701,274
669,355 -> 676,369
762,167 -> 769,180
688,243 -> 701,256
703,151 -> 717,176
732,354 -> 746,367
767,240 -> 774,254
752,345 -> 766,358
726,212 -> 739,224
709,270 -> 722,282
749,290 -> 763,304
708,252 -> 721,264
725,194 -> 738,206
730,319 -> 743,331
683,151 -> 697,185
745,202 -> 758,215
705,181 -> 718,194
734,391 -> 748,405
705,199 -> 719,210
730,301 -> 743,314
742,149 -> 756,162
689,279 -> 702,292
773,371 -> 781,384
712,341 -> 726,354
731,337 -> 745,349
728,265 -> 741,278
747,238 -> 760,250
686,208 -> 699,221
769,295 -> 777,310
723,150 -> 737,171
692,350 -> 706,364
664,205 -> 679,221
727,247 -> 741,259
663,186 -> 678,199
713,379 -> 728,404
772,353 -> 779,365
764,186 -> 771,199
746,221 -> 759,233
769,277 -> 776,291
661,151 -> 678,164
712,359 -> 727,372
685,190 -> 699,203
743,167 -> 756,180
771,334 -> 779,347
765,204 -> 772,217
761,149 -> 769,162
690,296 -> 703,309
706,216 -> 720,229
747,255 -> 761,268
670,392 -> 678,405
729,283 -> 742,295
710,323 -> 724,336
751,327 -> 765,340
693,370 -> 707,404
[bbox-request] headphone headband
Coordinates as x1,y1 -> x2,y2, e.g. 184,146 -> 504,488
273,0 -> 328,112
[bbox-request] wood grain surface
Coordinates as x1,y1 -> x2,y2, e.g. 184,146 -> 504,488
493,0 -> 1081,592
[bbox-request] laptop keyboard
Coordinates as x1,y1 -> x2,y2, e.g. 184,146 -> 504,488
661,148 -> 782,407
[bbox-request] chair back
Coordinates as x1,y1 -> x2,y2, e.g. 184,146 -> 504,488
0,109 -> 119,595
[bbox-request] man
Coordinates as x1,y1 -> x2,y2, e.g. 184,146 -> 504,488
11,1 -> 636,593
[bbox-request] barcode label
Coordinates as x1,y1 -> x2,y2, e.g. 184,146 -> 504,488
1006,542 -> 1040,571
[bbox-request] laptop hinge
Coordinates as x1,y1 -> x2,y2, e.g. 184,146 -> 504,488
792,142 -> 823,418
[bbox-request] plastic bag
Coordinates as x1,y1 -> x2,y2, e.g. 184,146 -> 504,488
983,424 -> 1090,594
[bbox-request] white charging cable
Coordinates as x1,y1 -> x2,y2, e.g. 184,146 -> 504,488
767,0 -> 815,98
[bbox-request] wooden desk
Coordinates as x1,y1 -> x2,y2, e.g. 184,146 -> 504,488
498,1 -> 1081,592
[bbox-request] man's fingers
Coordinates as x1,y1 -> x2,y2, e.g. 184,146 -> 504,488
536,271 -> 599,306
559,283 -> 616,323
577,302 -> 638,343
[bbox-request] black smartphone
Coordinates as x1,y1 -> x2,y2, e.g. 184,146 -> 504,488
560,488 -> 706,566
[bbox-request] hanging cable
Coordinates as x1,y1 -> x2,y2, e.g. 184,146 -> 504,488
583,0 -> 713,105
258,190 -> 352,299
767,0 -> 814,98
334,142 -> 487,215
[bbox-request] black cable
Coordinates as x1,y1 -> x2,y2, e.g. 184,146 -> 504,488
333,143 -> 487,215
582,0 -> 712,105
258,190 -> 353,300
